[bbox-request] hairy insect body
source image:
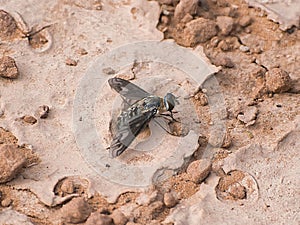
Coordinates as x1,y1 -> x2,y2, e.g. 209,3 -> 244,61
108,77 -> 177,158
118,96 -> 163,127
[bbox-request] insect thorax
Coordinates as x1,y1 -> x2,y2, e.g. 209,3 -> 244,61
117,95 -> 163,126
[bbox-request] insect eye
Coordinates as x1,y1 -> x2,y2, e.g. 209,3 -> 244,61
164,93 -> 176,111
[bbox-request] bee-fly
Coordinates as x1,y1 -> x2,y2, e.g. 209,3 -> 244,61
108,77 -> 178,158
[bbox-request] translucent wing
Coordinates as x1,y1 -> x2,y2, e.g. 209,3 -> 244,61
109,107 -> 157,158
108,77 -> 150,100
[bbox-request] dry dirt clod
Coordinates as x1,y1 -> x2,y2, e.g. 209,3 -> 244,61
61,197 -> 92,224
1,198 -> 12,207
37,105 -> 50,119
239,15 -> 252,27
60,178 -> 75,195
214,56 -> 234,68
111,210 -> 128,225
163,192 -> 178,208
0,144 -> 26,183
216,16 -> 234,36
0,56 -> 19,79
186,159 -> 212,184
65,58 -> 78,66
22,115 -> 37,124
174,0 -> 198,22
216,170 -> 251,201
265,68 -> 292,93
136,190 -> 158,206
0,10 -> 18,40
194,92 -> 208,106
85,212 -> 113,225
183,18 -> 217,46
237,106 -> 258,127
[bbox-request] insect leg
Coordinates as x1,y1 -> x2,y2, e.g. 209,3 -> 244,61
159,112 -> 180,122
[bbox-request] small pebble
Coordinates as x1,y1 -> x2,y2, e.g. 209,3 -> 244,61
216,16 -> 234,36
22,115 -> 37,124
65,58 -> 78,66
1,198 -> 12,207
111,210 -> 128,225
239,45 -> 250,52
37,105 -> 49,119
265,68 -> 292,93
85,213 -> 113,225
61,197 -> 92,224
186,159 -> 212,183
163,192 -> 178,208
239,16 -> 252,27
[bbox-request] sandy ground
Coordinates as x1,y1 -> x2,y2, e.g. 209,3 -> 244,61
0,0 -> 299,224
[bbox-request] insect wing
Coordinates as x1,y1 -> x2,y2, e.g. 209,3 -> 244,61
108,77 -> 150,100
109,107 -> 157,158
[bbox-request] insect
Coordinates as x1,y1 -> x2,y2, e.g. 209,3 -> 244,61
108,77 -> 179,158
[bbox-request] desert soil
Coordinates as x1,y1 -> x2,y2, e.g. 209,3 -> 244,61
0,0 -> 299,225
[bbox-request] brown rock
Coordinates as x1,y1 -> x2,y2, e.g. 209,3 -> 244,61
186,159 -> 212,183
76,48 -> 88,55
85,213 -> 113,225
183,18 -> 217,46
61,197 -> 91,224
111,210 -> 128,225
65,58 -> 78,66
0,10 -> 18,40
22,115 -> 37,124
265,68 -> 292,93
216,16 -> 234,35
60,178 -> 75,195
0,144 -> 26,183
174,0 -> 198,22
163,192 -> 178,208
1,198 -> 12,207
214,56 -> 234,68
0,56 -> 19,79
239,16 -> 252,27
